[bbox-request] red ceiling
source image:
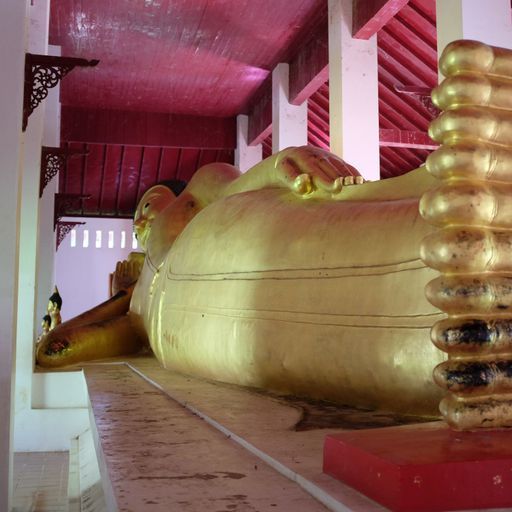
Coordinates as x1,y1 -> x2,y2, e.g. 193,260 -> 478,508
50,0 -> 326,116
51,0 -> 443,218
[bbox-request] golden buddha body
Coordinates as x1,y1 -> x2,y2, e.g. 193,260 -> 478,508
37,40 -> 512,430
126,160 -> 444,416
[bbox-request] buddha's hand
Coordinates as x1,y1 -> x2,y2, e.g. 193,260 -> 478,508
112,257 -> 143,295
274,146 -> 363,196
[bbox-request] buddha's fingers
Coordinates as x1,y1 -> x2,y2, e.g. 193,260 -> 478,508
420,180 -> 512,228
439,394 -> 512,431
433,74 -> 512,112
334,157 -> 360,177
440,40 -> 512,79
429,107 -> 512,146
430,317 -> 512,356
292,173 -> 313,195
426,274 -> 512,316
433,359 -> 512,396
421,41 -> 512,431
282,159 -> 345,196
421,227 -> 512,274
426,143 -> 512,182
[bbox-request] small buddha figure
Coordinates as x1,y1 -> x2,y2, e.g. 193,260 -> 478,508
36,314 -> 52,345
41,314 -> 51,335
47,286 -> 62,331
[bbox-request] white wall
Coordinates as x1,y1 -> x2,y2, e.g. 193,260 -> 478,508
54,217 -> 137,321
0,0 -> 28,506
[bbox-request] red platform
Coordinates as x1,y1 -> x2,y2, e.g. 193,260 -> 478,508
324,422 -> 512,511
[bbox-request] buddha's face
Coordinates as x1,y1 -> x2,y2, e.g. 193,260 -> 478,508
48,300 -> 59,313
134,185 -> 176,251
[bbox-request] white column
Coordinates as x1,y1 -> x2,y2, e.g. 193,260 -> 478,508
0,0 -> 28,509
328,0 -> 380,180
36,44 -> 60,326
234,115 -> 262,172
14,0 -> 50,440
437,0 -> 512,64
15,8 -> 89,454
272,63 -> 308,152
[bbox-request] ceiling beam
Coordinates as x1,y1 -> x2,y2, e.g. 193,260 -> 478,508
247,77 -> 272,146
289,22 -> 329,105
379,128 -> 438,150
247,23 -> 329,145
353,0 -> 410,39
61,107 -> 236,149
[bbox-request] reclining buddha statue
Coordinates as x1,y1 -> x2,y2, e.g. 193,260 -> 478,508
37,40 -> 512,431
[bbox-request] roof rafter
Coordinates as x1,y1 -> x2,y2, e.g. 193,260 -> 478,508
353,0 -> 410,39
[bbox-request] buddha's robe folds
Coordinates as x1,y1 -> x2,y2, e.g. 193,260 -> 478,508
132,181 -> 446,416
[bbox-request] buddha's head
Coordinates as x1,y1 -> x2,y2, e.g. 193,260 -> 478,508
41,314 -> 51,333
134,185 -> 176,251
47,286 -> 62,314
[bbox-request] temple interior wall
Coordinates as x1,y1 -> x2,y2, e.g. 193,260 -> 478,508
54,217 -> 136,322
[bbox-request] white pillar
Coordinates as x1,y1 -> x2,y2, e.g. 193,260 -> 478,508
0,0 -> 28,509
36,44 -> 60,326
14,9 -> 89,454
234,115 -> 262,172
328,0 -> 380,180
14,0 -> 50,441
437,0 -> 512,63
272,63 -> 308,153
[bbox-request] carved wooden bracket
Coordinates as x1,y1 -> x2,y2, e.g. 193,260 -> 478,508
40,146 -> 88,198
56,221 -> 85,251
54,193 -> 91,229
394,85 -> 440,118
23,53 -> 99,131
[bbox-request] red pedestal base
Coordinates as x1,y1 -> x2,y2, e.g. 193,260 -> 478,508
324,423 -> 512,511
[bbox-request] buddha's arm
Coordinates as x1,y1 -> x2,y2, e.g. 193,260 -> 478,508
223,146 -> 360,198
187,146 -> 437,206
182,146 -> 360,209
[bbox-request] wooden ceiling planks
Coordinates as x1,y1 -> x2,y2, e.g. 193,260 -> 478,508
50,0 -> 327,116
61,107 -> 237,149
59,143 -> 235,218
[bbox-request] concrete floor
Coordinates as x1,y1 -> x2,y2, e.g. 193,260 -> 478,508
82,356 -> 386,511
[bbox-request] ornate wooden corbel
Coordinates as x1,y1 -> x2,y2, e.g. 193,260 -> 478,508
56,220 -> 85,250
394,85 -> 440,118
40,146 -> 89,197
54,193 -> 91,229
23,53 -> 99,131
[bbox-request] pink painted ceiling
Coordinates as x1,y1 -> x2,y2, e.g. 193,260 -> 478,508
50,0 -> 326,116
51,0 -> 442,218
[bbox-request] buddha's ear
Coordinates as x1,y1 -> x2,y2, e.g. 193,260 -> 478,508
134,185 -> 177,222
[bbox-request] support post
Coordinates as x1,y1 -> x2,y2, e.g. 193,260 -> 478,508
272,63 -> 308,153
0,1 -> 28,509
328,0 -> 380,180
14,0 -> 51,448
36,44 -> 61,339
234,115 -> 262,172
437,0 -> 512,65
